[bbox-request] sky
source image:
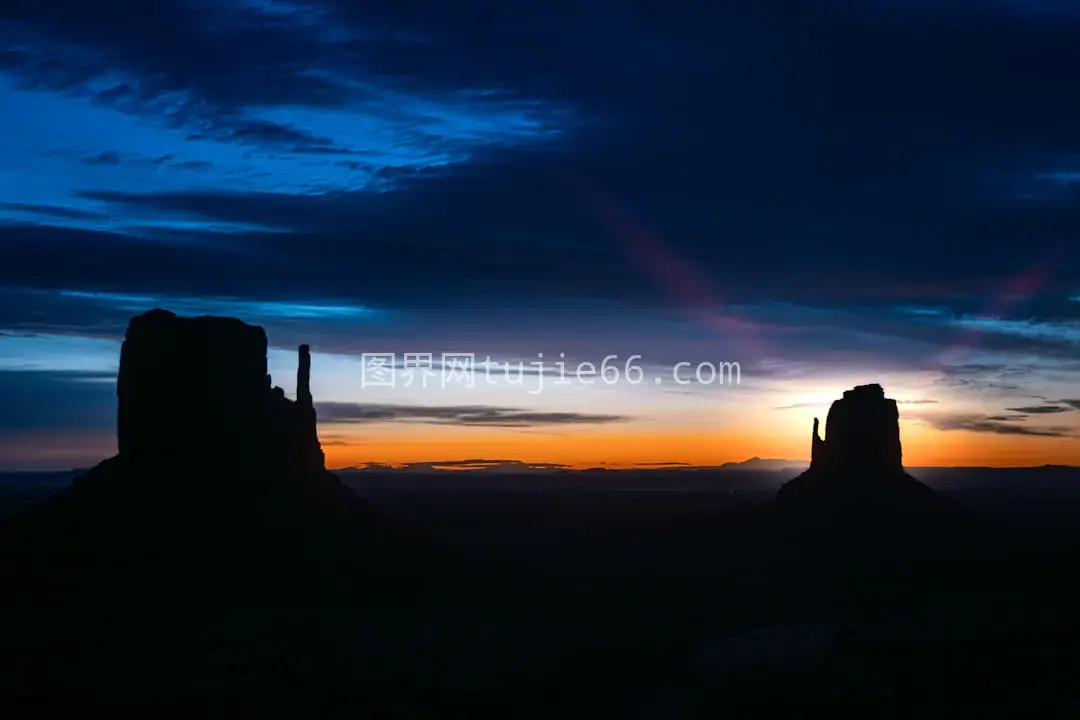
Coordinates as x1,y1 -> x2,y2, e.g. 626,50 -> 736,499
2,0 -> 1080,471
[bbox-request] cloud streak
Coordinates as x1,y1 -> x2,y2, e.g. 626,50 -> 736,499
315,402 -> 632,427
1005,404 -> 1075,415
921,413 -> 1076,437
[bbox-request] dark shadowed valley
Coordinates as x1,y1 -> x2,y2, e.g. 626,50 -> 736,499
4,463 -> 1080,716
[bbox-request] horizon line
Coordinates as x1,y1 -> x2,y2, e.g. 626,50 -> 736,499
7,461 -> 1080,474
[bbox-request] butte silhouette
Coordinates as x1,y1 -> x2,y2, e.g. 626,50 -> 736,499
771,383 -> 959,533
0,309 -> 411,605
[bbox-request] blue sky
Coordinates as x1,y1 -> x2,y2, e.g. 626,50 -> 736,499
1,0 -> 1080,469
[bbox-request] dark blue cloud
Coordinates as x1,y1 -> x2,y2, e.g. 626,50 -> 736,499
1,0 -> 1078,287
2,0 -> 1080,390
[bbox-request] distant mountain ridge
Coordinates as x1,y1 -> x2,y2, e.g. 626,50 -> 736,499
718,457 -> 809,471
337,457 -> 811,474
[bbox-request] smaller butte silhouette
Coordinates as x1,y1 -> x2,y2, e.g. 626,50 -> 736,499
0,309 -> 407,605
772,383 -> 958,529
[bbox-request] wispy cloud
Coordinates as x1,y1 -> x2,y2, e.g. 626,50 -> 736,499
316,402 -> 632,427
935,364 -> 1035,392
922,412 -> 1075,437
1005,404 -> 1075,414
55,290 -> 380,321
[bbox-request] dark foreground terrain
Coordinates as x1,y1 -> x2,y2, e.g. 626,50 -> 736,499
3,467 -> 1080,717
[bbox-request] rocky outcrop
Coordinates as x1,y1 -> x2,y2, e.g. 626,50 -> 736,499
810,384 -> 902,476
0,309 -> 417,605
773,384 -> 958,527
117,309 -> 323,474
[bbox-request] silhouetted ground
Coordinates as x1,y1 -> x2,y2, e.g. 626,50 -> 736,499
3,469 -> 1080,716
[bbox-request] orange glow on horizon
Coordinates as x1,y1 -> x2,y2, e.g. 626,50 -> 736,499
3,425 -> 1078,472
320,425 -> 1080,470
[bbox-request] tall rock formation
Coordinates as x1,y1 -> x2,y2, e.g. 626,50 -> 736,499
291,343 -> 325,470
116,309 -> 323,474
809,384 -> 902,477
0,309 -> 409,605
773,383 -> 957,526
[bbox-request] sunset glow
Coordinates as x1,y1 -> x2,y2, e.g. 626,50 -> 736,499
2,0 -> 1080,472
